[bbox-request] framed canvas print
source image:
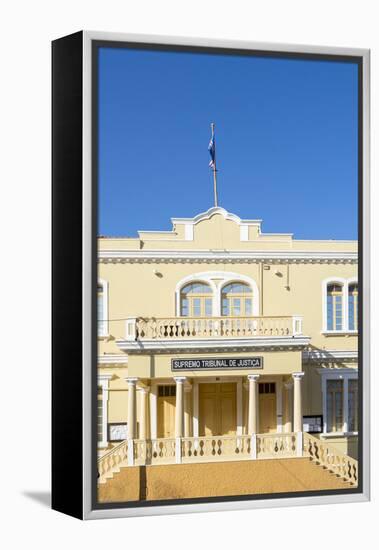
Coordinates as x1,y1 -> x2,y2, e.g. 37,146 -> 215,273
52,31 -> 370,520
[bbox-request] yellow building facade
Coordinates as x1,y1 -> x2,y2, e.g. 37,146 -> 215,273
97,207 -> 358,485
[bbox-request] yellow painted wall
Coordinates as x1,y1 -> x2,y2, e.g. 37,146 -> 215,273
98,209 -> 358,456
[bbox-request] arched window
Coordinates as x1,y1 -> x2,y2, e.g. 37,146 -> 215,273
221,282 -> 253,317
180,282 -> 213,317
348,283 -> 358,331
327,283 -> 343,331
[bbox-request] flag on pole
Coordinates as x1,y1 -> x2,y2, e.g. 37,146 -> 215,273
208,125 -> 216,168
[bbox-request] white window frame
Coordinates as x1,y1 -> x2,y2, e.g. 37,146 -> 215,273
318,368 -> 358,437
322,276 -> 358,334
98,278 -> 109,337
98,374 -> 112,447
174,271 -> 259,317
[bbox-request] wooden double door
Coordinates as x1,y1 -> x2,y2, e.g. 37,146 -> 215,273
199,383 -> 237,436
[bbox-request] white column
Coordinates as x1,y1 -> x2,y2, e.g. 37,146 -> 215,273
248,374 -> 260,459
292,372 -> 304,456
126,377 -> 138,465
276,377 -> 283,433
343,376 -> 349,433
283,381 -> 293,433
174,377 -> 186,463
193,381 -> 199,437
248,374 -> 260,434
127,378 -> 138,439
237,378 -> 243,435
184,385 -> 192,437
149,384 -> 158,440
138,387 -> 149,441
98,374 -> 112,448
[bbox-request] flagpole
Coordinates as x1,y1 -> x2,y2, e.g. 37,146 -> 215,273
211,122 -> 218,207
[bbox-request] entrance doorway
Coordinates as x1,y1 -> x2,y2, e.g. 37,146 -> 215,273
259,382 -> 277,433
199,382 -> 237,436
157,385 -> 176,438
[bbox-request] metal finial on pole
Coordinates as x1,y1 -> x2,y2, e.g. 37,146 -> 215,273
209,122 -> 218,207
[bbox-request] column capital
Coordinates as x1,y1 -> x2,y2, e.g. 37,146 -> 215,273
137,386 -> 150,394
125,377 -> 139,386
292,372 -> 304,381
173,376 -> 187,384
247,374 -> 260,382
284,381 -> 294,390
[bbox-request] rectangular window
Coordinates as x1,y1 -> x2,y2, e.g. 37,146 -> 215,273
335,294 -> 343,330
326,379 -> 343,432
327,284 -> 343,331
222,298 -> 229,316
348,379 -> 358,432
193,298 -> 201,316
245,298 -> 252,315
158,385 -> 176,397
327,295 -> 333,330
205,298 -> 212,316
181,298 -> 189,317
259,382 -> 276,394
232,298 -> 241,316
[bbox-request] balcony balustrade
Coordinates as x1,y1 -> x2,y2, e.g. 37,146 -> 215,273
125,315 -> 303,341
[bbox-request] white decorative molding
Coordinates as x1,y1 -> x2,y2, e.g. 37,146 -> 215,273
174,271 -> 259,316
98,278 -> 109,337
184,224 -> 194,241
99,249 -> 357,264
171,206 -> 262,231
303,350 -> 358,362
317,367 -> 358,436
116,335 -> 310,352
240,224 -> 249,241
321,276 -> 359,332
98,354 -> 128,366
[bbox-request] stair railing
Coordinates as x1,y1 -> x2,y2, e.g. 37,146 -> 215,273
303,433 -> 358,486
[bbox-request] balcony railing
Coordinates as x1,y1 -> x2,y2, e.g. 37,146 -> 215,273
125,315 -> 303,341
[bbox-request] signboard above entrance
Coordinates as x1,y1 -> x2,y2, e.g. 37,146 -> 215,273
171,357 -> 263,371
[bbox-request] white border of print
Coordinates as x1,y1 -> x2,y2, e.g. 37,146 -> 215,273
82,31 -> 370,520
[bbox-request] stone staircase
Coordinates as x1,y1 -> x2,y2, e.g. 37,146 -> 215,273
98,455 -> 354,503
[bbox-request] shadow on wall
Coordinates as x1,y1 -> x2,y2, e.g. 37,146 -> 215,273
347,438 -> 359,460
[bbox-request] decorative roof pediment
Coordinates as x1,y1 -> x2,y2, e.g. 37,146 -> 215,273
99,206 -> 357,263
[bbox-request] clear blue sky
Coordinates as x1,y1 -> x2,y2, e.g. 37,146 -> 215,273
98,46 -> 358,239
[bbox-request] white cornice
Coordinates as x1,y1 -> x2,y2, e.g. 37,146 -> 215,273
99,249 -> 357,264
116,335 -> 310,352
303,350 -> 358,362
98,354 -> 128,366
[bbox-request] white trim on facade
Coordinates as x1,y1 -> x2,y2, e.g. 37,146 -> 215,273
317,368 -> 358,437
321,276 -> 359,334
116,335 -> 310,352
171,206 -> 263,243
97,278 -> 109,337
98,354 -> 128,366
303,349 -> 358,362
99,249 -> 357,264
98,374 -> 113,447
174,271 -> 260,316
